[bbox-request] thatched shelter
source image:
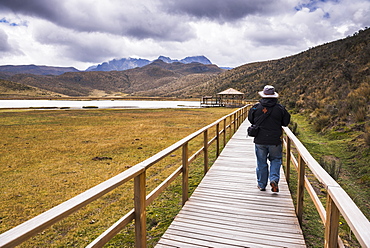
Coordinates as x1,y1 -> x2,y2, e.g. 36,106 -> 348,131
217,88 -> 245,107
201,88 -> 245,107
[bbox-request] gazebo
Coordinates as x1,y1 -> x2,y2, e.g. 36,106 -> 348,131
200,88 -> 245,107
217,88 -> 245,107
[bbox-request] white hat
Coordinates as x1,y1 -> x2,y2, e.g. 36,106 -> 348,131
258,85 -> 279,98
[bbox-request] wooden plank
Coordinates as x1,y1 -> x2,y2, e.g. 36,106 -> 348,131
164,222 -> 306,246
172,214 -> 303,236
155,119 -> 306,247
181,201 -> 299,220
158,233 -> 261,248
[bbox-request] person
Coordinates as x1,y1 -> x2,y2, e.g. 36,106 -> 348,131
248,85 -> 290,192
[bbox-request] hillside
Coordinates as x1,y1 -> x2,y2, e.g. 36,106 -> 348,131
4,61 -> 224,97
0,79 -> 64,98
175,28 -> 370,130
0,65 -> 79,76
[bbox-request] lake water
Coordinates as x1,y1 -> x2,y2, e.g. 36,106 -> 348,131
0,100 -> 201,109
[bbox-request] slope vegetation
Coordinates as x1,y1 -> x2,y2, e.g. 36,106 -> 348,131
0,65 -> 79,76
0,79 -> 63,98
179,28 -> 370,131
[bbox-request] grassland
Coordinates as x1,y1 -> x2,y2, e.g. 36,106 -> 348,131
0,107 -> 235,247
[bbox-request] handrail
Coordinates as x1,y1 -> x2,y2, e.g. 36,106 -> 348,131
283,126 -> 370,248
0,105 -> 250,248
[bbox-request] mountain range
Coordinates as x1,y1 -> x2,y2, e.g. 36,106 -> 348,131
86,55 -> 213,72
0,59 -> 224,97
0,55 -> 215,77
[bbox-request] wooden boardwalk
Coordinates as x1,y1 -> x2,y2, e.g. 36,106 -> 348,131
156,119 -> 306,248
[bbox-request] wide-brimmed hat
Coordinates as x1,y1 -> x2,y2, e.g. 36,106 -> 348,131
258,85 -> 279,98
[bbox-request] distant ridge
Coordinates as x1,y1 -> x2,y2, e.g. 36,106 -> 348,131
0,55 -> 216,76
86,55 -> 213,72
0,65 -> 80,76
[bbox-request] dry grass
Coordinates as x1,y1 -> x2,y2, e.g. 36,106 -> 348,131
0,107 -> 235,247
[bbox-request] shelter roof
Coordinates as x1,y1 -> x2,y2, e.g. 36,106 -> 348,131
217,88 -> 244,95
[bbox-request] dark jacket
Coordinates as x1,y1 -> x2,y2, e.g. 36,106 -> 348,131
248,98 -> 291,145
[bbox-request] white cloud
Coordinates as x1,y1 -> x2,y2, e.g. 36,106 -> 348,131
0,28 -> 12,52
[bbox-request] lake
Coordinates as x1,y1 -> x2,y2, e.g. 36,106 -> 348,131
0,100 -> 201,109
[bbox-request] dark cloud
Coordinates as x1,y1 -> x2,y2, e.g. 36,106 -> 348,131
0,0 -> 62,21
0,0 -> 194,42
160,0 -> 286,22
32,24 -> 119,63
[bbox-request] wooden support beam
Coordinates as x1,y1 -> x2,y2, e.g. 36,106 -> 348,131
134,172 -> 146,248
296,154 -> 305,225
285,137 -> 291,184
324,194 -> 339,248
203,130 -> 209,174
182,142 -> 189,205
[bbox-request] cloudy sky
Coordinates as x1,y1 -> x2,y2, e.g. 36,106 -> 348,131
0,0 -> 369,70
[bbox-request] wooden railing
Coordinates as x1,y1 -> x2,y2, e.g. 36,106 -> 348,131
0,106 -> 249,248
283,127 -> 370,248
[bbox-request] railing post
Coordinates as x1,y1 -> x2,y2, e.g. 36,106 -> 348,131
233,113 -> 236,134
238,110 -> 241,127
182,142 -> 189,205
285,136 -> 291,185
223,119 -> 227,147
324,193 -> 339,248
229,115 -> 232,138
203,129 -> 209,174
216,123 -> 220,157
237,110 -> 240,125
134,171 -> 146,248
296,154 -> 305,225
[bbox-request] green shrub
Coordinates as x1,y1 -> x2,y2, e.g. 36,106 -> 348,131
314,115 -> 330,132
365,125 -> 370,146
289,121 -> 299,135
354,106 -> 367,122
320,158 -> 341,180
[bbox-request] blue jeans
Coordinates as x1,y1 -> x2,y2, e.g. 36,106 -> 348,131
255,144 -> 282,189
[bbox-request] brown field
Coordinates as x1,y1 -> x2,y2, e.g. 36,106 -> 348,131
0,107 -> 235,247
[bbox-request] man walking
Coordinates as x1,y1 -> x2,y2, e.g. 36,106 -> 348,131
248,85 -> 291,192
